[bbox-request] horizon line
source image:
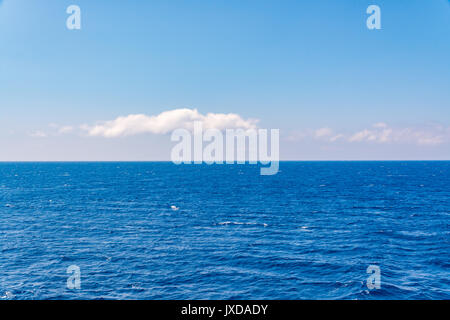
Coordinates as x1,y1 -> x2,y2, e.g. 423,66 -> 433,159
0,160 -> 449,163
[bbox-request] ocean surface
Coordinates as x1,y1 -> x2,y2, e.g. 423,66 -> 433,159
0,161 -> 449,300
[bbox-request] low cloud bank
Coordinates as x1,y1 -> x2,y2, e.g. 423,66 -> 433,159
288,122 -> 450,146
32,109 -> 449,148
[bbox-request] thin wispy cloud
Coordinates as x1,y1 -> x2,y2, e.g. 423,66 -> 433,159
81,108 -> 258,138
348,123 -> 447,146
30,130 -> 47,138
287,123 -> 450,146
57,126 -> 74,134
314,128 -> 333,138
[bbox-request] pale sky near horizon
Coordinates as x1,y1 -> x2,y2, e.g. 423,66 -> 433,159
0,0 -> 449,160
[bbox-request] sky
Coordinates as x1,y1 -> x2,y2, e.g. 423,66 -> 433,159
0,0 -> 449,160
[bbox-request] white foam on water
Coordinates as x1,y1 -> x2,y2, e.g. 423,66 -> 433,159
218,221 -> 268,227
1,291 -> 14,299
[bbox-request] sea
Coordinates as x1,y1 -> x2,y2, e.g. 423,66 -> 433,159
0,161 -> 449,300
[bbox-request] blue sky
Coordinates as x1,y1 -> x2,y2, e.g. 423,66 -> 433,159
0,0 -> 449,160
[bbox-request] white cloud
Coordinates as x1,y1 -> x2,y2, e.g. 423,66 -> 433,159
82,108 -> 258,138
416,136 -> 444,146
30,131 -> 47,138
315,127 -> 333,138
58,126 -> 74,134
349,129 -> 372,142
348,124 -> 446,145
288,123 -> 450,146
349,123 -> 394,143
329,134 -> 344,142
373,122 -> 388,128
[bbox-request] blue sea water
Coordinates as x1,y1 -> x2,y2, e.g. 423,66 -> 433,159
0,161 -> 449,300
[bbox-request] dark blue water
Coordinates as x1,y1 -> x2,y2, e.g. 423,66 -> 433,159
0,162 -> 449,300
